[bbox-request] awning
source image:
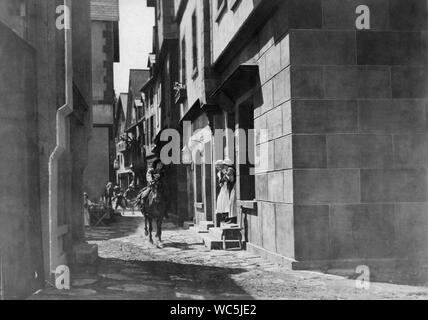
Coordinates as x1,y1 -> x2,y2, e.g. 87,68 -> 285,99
212,62 -> 260,102
126,118 -> 145,133
179,99 -> 221,124
179,99 -> 202,123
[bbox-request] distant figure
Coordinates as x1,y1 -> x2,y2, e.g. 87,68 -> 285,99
103,182 -> 114,208
124,183 -> 136,200
83,192 -> 92,227
113,185 -> 127,210
113,184 -> 121,195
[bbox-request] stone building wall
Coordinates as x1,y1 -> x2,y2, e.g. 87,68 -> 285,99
213,0 -> 428,266
86,0 -> 119,197
0,0 -> 93,298
289,0 -> 428,263
0,21 -> 44,299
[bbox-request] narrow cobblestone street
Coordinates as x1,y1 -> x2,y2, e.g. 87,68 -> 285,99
30,217 -> 428,300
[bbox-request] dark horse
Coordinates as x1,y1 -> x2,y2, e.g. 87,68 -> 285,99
136,183 -> 167,246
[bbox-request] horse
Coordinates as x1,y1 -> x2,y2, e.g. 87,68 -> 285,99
136,183 -> 167,246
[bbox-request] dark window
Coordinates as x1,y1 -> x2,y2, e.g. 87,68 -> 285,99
238,103 -> 255,201
149,88 -> 154,106
145,119 -> 149,145
150,116 -> 155,144
191,11 -> 198,74
181,37 -> 187,83
195,164 -> 203,203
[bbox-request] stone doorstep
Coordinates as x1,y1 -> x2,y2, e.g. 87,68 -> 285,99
199,221 -> 215,231
183,221 -> 195,230
199,233 -> 242,251
189,222 -> 215,234
209,227 -> 243,241
219,222 -> 241,229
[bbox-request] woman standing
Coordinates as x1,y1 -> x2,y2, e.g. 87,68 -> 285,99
83,193 -> 91,227
224,159 -> 237,224
215,160 -> 229,227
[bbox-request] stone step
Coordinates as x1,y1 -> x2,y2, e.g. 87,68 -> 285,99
209,227 -> 243,241
200,233 -> 243,251
220,222 -> 240,229
199,221 -> 215,231
183,221 -> 195,230
189,226 -> 209,234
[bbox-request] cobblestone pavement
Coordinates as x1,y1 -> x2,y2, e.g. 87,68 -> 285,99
30,216 -> 428,300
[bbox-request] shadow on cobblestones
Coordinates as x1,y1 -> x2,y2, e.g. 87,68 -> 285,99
29,217 -> 428,300
34,257 -> 253,300
86,217 -> 144,241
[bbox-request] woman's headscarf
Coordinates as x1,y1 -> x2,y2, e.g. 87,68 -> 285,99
152,158 -> 163,170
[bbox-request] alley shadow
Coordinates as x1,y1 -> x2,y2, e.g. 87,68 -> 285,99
86,216 -> 187,242
67,258 -> 255,300
85,216 -> 145,241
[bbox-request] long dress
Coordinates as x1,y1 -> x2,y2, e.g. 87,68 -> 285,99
216,172 -> 230,214
226,167 -> 237,218
83,198 -> 91,227
229,186 -> 237,218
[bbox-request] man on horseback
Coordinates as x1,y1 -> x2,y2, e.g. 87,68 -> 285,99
134,159 -> 169,245
136,158 -> 169,219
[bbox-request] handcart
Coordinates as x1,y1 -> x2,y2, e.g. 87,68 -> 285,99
88,203 -> 113,227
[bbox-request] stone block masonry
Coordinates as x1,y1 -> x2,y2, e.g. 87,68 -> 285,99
289,0 -> 428,263
213,0 -> 428,267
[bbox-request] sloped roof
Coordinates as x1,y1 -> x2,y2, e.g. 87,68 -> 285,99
117,93 -> 128,120
129,69 -> 150,102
